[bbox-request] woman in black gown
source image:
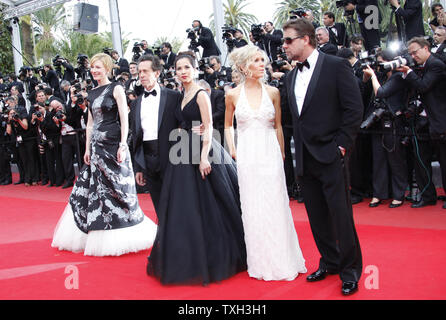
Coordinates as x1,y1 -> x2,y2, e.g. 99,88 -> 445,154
147,52 -> 247,285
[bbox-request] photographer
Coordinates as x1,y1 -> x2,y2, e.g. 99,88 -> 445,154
160,42 -> 177,70
345,0 -> 381,51
7,74 -> 24,93
191,20 -> 221,57
10,85 -> 26,110
32,101 -> 64,187
389,0 -> 425,41
430,3 -> 445,32
53,56 -> 75,82
6,105 -> 39,186
0,104 -> 12,185
223,27 -> 248,53
111,50 -> 130,77
125,62 -> 143,96
258,21 -> 283,62
323,12 -> 348,48
398,37 -> 446,209
362,50 -> 410,208
432,26 -> 446,63
41,64 -> 60,92
204,55 -> 232,89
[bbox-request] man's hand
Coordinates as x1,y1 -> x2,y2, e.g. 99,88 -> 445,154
135,172 -> 146,186
389,0 -> 400,8
396,65 -> 411,75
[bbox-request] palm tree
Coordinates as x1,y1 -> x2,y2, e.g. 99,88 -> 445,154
32,4 -> 66,64
0,3 -> 14,74
210,0 -> 258,37
273,0 -> 320,28
19,15 -> 35,66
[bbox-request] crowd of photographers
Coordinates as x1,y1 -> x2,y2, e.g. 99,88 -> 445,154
1,1 -> 446,210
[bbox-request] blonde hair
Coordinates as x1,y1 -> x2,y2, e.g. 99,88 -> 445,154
228,45 -> 269,83
90,53 -> 114,74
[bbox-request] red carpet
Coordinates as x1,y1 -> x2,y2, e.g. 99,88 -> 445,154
1,181 -> 446,300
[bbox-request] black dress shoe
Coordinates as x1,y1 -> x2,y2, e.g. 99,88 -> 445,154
62,182 -> 74,189
47,183 -> 55,187
411,200 -> 437,208
351,195 -> 363,205
443,202 -> 446,209
306,268 -> 338,282
342,281 -> 358,295
0,180 -> 12,185
389,200 -> 403,208
41,180 -> 49,186
14,180 -> 24,185
369,200 -> 382,208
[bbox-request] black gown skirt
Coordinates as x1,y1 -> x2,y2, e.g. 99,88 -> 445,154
147,90 -> 247,285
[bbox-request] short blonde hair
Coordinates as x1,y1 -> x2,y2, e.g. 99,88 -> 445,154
228,45 -> 269,82
90,53 -> 114,74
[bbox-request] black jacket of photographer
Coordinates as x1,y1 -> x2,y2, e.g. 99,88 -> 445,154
36,109 -> 61,144
394,0 -> 425,41
198,27 -> 221,57
62,62 -> 76,82
64,101 -> 87,133
205,66 -> 232,89
259,29 -> 283,61
434,41 -> 446,64
43,69 -> 60,92
404,54 -> 446,136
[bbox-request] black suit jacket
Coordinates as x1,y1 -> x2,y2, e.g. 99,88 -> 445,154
210,89 -> 225,130
131,87 -> 182,176
405,55 -> 446,135
164,52 -> 177,70
394,0 -> 425,40
116,58 -> 130,75
198,27 -> 221,57
285,52 -> 363,176
433,42 -> 446,64
319,43 -> 338,56
260,29 -> 283,61
327,23 -> 347,47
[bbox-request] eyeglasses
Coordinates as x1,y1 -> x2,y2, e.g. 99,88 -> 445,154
408,47 -> 422,56
281,35 -> 305,45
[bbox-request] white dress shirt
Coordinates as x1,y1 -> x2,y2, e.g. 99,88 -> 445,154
140,83 -> 161,141
294,49 -> 319,115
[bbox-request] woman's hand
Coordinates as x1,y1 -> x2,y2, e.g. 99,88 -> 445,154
84,150 -> 91,165
117,144 -> 127,163
199,158 -> 212,180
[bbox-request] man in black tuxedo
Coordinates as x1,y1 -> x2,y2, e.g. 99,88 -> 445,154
316,27 -> 338,55
390,0 -> 425,41
323,12 -> 347,47
398,37 -> 446,209
192,20 -> 221,58
432,26 -> 446,64
282,18 -> 363,295
111,50 -> 130,76
131,55 -> 182,213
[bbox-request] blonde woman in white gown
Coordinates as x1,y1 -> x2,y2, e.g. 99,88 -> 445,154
225,45 -> 306,281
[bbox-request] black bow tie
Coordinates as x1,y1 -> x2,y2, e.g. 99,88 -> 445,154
296,60 -> 310,72
144,90 -> 157,98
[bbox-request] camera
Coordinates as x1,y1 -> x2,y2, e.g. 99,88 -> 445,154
52,54 -> 64,67
34,66 -> 45,75
103,47 -> 113,57
55,110 -> 65,120
360,99 -> 393,129
381,54 -> 415,71
198,57 -> 212,72
222,25 -> 237,40
251,24 -> 264,42
19,66 -> 31,80
13,113 -> 20,121
186,27 -> 199,40
358,48 -> 382,70
336,0 -> 354,8
289,8 -> 307,20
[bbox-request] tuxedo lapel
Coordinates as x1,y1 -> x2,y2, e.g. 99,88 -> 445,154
158,87 -> 167,131
287,68 -> 300,119
135,95 -> 143,142
300,52 -> 325,117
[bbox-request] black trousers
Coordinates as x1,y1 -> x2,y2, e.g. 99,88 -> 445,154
61,135 -> 78,184
18,139 -> 39,184
143,140 -> 162,215
45,138 -> 65,185
0,142 -> 12,182
413,137 -> 446,202
349,133 -> 373,198
283,128 -> 296,192
371,131 -> 409,201
299,146 -> 363,282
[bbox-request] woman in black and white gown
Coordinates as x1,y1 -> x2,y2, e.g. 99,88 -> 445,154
51,53 -> 156,256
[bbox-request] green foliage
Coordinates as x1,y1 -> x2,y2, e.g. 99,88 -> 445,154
0,4 -> 14,75
273,0 -> 320,28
